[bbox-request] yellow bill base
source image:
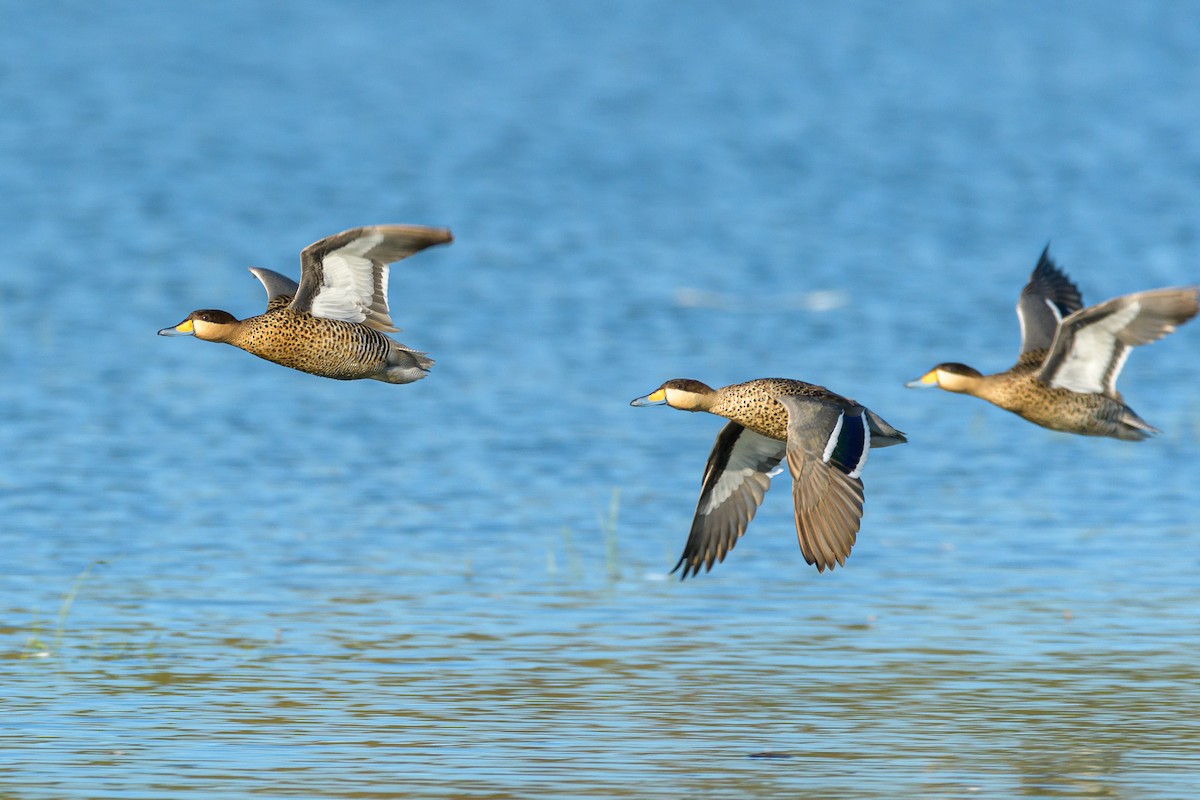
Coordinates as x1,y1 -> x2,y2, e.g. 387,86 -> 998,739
630,387 -> 668,406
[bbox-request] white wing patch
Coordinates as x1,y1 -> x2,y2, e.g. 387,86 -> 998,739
1049,301 -> 1139,394
821,412 -> 844,465
699,428 -> 785,515
308,231 -> 386,324
846,414 -> 870,479
1044,296 -> 1063,320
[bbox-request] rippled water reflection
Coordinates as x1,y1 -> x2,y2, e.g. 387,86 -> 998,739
4,1 -> 1200,798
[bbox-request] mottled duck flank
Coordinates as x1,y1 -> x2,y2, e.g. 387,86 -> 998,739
159,224 -> 452,383
908,246 -> 1198,440
630,378 -> 906,579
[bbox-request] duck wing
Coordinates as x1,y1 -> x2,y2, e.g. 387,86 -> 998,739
779,396 -> 868,573
292,225 -> 453,332
1015,245 -> 1084,357
1038,287 -> 1199,398
248,267 -> 299,311
673,422 -> 786,579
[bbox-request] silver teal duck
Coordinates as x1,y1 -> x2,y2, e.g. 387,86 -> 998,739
631,378 -> 906,579
907,246 -> 1198,440
159,224 -> 452,383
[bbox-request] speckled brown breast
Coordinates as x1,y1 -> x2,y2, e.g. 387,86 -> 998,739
225,308 -> 394,380
709,378 -> 852,440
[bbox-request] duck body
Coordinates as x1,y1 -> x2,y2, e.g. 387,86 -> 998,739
184,304 -> 433,384
909,247 -> 1198,440
697,378 -> 901,444
941,351 -> 1155,441
160,225 -> 452,384
631,378 -> 906,579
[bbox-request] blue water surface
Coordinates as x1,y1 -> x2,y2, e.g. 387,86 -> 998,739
2,2 -> 1200,798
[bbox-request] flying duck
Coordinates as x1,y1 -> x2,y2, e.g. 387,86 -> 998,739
908,246 -> 1198,439
159,224 -> 452,383
631,378 -> 906,578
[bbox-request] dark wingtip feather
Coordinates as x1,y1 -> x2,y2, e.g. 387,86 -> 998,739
1028,244 -> 1084,317
671,556 -> 697,581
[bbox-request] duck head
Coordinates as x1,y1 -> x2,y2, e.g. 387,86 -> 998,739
158,309 -> 241,342
905,363 -> 983,393
630,378 -> 716,411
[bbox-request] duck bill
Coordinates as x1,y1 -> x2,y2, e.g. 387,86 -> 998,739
158,319 -> 196,336
904,370 -> 939,389
630,388 -> 667,407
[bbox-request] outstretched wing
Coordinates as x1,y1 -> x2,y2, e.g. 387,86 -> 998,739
1039,286 -> 1199,397
673,423 -> 786,579
291,225 -> 452,331
1015,245 -> 1084,357
778,396 -> 868,573
248,267 -> 300,311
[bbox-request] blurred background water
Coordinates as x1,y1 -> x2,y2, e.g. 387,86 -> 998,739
2,1 -> 1200,797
